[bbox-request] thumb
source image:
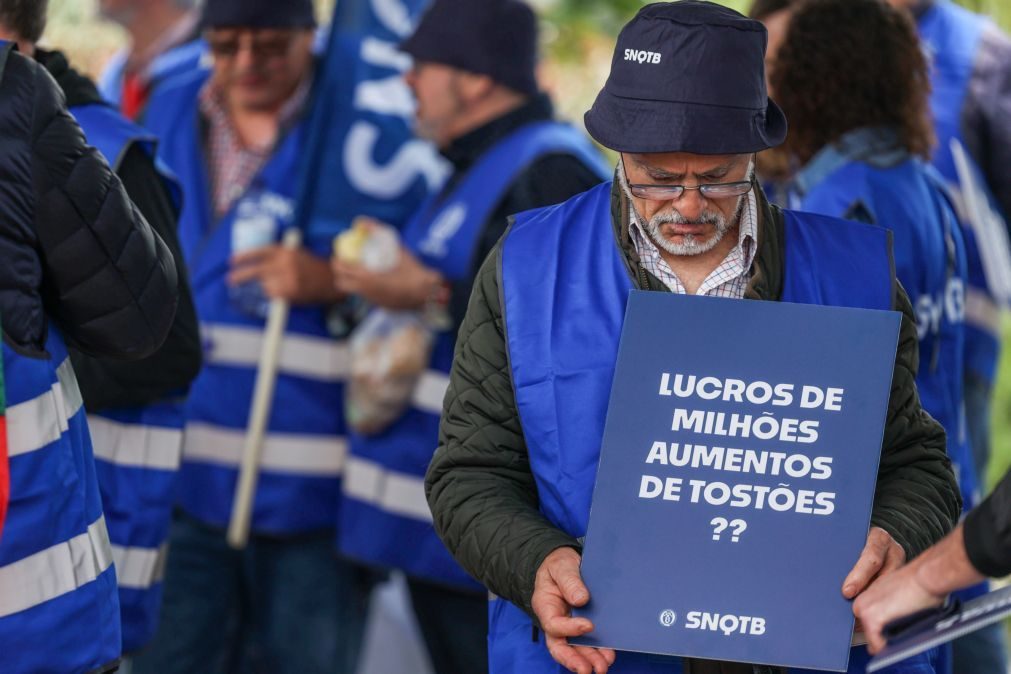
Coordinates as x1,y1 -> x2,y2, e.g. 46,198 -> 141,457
552,559 -> 590,607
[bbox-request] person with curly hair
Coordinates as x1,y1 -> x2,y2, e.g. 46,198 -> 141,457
773,4 -> 1000,670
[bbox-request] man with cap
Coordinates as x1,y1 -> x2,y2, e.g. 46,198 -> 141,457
426,2 -> 960,673
331,1 -> 607,672
132,1 -> 370,672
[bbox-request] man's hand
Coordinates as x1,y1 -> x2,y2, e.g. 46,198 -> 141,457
332,247 -> 444,311
854,524 -> 984,654
852,560 -> 944,653
842,527 -> 906,601
229,245 -> 340,305
532,547 -> 616,674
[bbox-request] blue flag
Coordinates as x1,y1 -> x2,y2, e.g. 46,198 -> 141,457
572,291 -> 901,672
294,0 -> 446,239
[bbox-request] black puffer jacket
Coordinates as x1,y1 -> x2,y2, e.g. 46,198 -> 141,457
0,45 -> 177,359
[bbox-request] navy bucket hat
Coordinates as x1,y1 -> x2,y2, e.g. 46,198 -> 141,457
202,0 -> 317,29
585,0 -> 787,155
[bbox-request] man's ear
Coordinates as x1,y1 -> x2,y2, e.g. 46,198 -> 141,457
455,71 -> 495,104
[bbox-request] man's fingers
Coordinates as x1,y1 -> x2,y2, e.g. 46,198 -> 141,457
543,614 -> 593,638
227,262 -> 269,287
600,648 -> 617,666
843,542 -> 887,598
545,635 -> 594,674
231,245 -> 278,266
574,645 -> 612,674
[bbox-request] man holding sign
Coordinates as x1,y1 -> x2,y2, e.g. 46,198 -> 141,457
426,2 -> 960,673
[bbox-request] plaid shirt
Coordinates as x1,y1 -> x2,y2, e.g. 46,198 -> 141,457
199,77 -> 312,218
629,190 -> 759,298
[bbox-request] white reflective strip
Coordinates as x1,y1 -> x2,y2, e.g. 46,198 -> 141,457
411,370 -> 450,415
488,591 -> 499,602
202,323 -> 349,382
0,516 -> 113,618
965,287 -> 1003,336
7,359 -> 84,457
112,544 -> 168,590
183,423 -> 347,476
343,456 -> 431,522
88,416 -> 183,471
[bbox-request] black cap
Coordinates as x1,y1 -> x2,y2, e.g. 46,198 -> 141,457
202,0 -> 317,30
400,0 -> 539,96
585,1 -> 787,155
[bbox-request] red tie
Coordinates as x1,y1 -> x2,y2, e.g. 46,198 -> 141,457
121,73 -> 148,121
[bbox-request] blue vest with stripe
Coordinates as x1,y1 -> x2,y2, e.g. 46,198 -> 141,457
918,0 -> 1002,383
490,182 -> 933,674
145,69 -> 348,534
0,327 -> 121,674
338,122 -> 608,590
70,100 -> 186,653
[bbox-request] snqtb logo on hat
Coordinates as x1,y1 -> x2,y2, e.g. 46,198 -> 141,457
624,48 -> 661,65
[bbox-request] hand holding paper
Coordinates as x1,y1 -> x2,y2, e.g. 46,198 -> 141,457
855,523 -> 983,654
533,547 -> 616,674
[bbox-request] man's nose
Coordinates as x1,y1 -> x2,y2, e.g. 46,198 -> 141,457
671,188 -> 706,222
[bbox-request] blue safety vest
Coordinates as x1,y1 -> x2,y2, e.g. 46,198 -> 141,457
0,326 -> 121,674
490,182 -> 933,674
70,101 -> 186,653
918,0 -> 1003,384
338,122 -> 608,590
145,69 -> 349,534
790,128 -> 973,501
99,39 -> 206,110
790,131 -> 989,617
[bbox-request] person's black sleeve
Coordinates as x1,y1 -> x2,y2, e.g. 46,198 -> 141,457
29,58 -> 178,360
70,144 -> 201,411
964,469 -> 1011,578
448,154 -> 604,330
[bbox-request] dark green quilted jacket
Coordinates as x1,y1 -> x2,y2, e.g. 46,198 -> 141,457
426,180 -> 961,626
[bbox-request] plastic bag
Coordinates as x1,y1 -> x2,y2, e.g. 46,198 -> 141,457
346,309 -> 434,435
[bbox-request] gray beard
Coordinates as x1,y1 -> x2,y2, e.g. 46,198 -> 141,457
642,195 -> 746,256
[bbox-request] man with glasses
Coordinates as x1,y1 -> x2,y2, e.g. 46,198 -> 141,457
330,2 -> 606,672
133,1 -> 369,672
425,2 -> 959,673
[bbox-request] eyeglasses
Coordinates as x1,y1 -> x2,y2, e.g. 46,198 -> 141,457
623,163 -> 753,202
206,32 -> 298,60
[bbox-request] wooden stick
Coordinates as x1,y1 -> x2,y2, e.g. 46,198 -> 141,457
227,228 -> 302,549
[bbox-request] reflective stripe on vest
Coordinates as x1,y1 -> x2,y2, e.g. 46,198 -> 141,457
202,322 -> 349,382
146,70 -> 346,533
112,543 -> 167,590
183,423 -> 347,476
490,182 -> 904,673
0,515 -> 112,618
89,415 -> 183,471
0,327 -> 121,673
6,359 -> 82,457
339,123 -> 609,589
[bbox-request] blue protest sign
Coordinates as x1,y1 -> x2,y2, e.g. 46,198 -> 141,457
571,291 -> 901,672
293,0 -> 447,241
868,584 -> 1011,672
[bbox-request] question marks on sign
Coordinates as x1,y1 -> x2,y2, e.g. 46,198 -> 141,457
711,517 -> 748,542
